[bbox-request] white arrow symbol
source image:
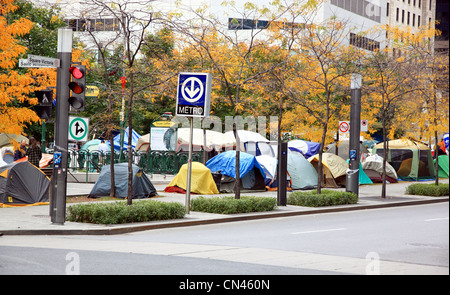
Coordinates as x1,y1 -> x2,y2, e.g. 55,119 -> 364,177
182,77 -> 204,103
184,80 -> 200,98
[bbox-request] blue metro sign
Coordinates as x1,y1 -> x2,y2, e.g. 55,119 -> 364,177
176,72 -> 211,117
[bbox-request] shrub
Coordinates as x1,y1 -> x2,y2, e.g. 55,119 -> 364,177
190,196 -> 277,214
66,200 -> 186,224
406,183 -> 449,197
288,190 -> 358,207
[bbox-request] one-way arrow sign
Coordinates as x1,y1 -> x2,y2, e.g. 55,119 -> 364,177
68,116 -> 89,142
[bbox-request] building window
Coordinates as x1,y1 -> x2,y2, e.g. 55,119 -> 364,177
66,18 -> 120,32
413,13 -> 416,26
349,32 -> 380,51
396,8 -> 399,21
330,0 -> 381,23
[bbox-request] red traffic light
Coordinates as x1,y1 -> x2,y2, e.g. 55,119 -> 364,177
69,82 -> 84,94
69,66 -> 85,79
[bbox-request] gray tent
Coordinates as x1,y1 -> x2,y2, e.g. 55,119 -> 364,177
88,163 -> 157,199
0,161 -> 50,207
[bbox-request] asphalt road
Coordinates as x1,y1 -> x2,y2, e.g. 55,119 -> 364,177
0,203 -> 448,275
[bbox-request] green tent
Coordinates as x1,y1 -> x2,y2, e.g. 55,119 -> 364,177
372,139 -> 435,181
434,155 -> 449,178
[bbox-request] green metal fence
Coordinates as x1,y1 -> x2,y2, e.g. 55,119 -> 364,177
64,150 -> 203,175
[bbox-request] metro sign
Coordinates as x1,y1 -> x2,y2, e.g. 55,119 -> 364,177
176,73 -> 212,117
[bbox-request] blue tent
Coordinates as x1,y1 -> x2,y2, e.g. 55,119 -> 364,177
109,127 -> 141,151
288,140 -> 321,158
206,151 -> 265,179
206,151 -> 266,192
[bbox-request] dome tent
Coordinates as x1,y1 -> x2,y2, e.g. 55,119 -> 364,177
88,163 -> 157,199
308,153 -> 348,188
288,150 -> 318,190
0,161 -> 50,207
165,162 -> 219,195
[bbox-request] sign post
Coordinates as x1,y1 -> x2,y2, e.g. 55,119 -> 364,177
176,73 -> 212,213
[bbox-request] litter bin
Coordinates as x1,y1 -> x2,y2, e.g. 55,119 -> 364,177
211,171 -> 222,192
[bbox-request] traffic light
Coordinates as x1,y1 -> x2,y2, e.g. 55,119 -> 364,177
68,65 -> 86,111
35,89 -> 53,120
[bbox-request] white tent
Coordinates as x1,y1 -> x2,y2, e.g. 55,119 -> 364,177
177,128 -> 235,151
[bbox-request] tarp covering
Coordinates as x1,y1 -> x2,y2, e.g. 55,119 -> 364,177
165,162 -> 219,194
346,160 -> 373,185
206,151 -> 266,192
288,151 -> 318,190
88,163 -> 157,199
206,151 -> 266,179
372,139 -> 435,180
109,127 -> 141,151
288,140 -> 321,158
434,155 -> 449,178
0,161 -> 50,207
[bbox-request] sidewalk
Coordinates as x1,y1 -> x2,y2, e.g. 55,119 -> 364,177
0,178 -> 448,235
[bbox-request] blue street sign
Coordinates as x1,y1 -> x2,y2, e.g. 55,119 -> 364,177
176,72 -> 211,117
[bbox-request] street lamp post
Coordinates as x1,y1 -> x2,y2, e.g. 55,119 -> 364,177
346,73 -> 362,196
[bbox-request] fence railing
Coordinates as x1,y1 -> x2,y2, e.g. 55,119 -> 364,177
63,150 -> 203,175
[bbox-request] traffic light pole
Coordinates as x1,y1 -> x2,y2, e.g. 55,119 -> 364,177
50,28 -> 72,225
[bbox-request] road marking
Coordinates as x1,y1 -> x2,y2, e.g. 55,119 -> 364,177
424,217 -> 449,222
290,228 -> 347,235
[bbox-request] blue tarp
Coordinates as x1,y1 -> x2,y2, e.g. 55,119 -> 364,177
206,151 -> 266,180
108,127 -> 141,151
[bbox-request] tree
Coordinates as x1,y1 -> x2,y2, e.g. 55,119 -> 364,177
0,0 -> 39,142
79,0 -> 173,204
362,25 -> 431,197
278,16 -> 361,193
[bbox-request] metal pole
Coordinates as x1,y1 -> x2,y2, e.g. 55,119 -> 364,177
277,141 -> 287,206
185,117 -> 194,214
346,73 -> 362,196
50,28 -> 72,224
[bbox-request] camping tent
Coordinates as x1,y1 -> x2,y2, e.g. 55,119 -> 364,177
362,154 -> 398,183
288,140 -> 321,158
372,139 -> 435,180
0,161 -> 50,207
326,140 -> 369,160
288,151 -> 318,190
225,130 -> 268,151
165,162 -> 219,194
81,139 -> 110,153
434,155 -> 449,178
109,127 -> 141,152
206,151 -> 266,192
345,160 -> 373,185
136,133 -> 150,152
88,163 -> 157,199
308,153 -> 348,188
0,133 -> 29,148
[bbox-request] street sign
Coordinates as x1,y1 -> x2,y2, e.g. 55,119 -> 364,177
68,116 -> 89,142
361,119 -> 369,132
339,121 -> 350,133
176,72 -> 211,117
86,85 -> 100,97
19,55 -> 60,68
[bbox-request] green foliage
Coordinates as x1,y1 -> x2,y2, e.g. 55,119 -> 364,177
190,196 -> 277,214
66,200 -> 185,224
288,190 -> 358,207
406,183 -> 449,197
